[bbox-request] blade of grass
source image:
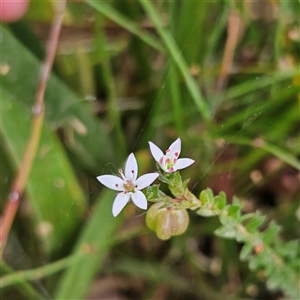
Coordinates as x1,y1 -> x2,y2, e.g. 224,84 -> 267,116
139,0 -> 211,122
55,189 -> 122,299
175,0 -> 208,65
75,44 -> 96,97
94,14 -> 126,156
223,137 -> 300,170
1,25 -> 115,172
219,87 -> 297,132
211,68 -> 299,110
168,1 -> 183,135
203,4 -> 231,63
87,0 -> 165,53
1,87 -> 87,254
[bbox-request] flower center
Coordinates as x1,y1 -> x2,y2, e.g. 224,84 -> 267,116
124,180 -> 135,192
164,151 -> 178,170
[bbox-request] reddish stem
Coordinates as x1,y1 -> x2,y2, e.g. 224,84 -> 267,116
0,1 -> 66,255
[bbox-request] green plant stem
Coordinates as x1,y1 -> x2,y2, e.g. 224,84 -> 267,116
139,0 -> 211,122
87,0 -> 164,52
0,1 -> 66,255
0,262 -> 44,299
0,250 -> 89,288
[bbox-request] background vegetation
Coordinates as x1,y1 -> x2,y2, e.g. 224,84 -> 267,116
1,1 -> 299,299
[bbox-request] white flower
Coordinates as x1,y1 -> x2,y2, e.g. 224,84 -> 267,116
148,138 -> 194,173
97,153 -> 159,217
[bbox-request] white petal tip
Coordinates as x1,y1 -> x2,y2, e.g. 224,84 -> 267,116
140,204 -> 147,210
175,158 -> 195,170
148,141 -> 164,163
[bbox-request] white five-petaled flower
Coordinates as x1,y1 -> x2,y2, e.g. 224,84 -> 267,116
97,153 -> 159,217
148,138 -> 194,173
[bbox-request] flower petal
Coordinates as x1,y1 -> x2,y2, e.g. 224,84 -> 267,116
112,192 -> 131,217
148,141 -> 164,164
168,138 -> 181,157
174,158 -> 195,170
97,175 -> 124,191
135,173 -> 159,190
131,190 -> 147,210
125,153 -> 138,182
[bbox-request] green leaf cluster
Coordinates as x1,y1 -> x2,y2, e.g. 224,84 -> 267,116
196,189 -> 300,298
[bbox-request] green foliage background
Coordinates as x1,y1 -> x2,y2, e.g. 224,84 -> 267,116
1,1 -> 299,299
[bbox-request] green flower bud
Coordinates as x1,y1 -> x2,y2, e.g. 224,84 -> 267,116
146,201 -> 189,240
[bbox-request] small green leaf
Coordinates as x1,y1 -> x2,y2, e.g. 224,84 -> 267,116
235,228 -> 246,243
219,205 -> 240,226
199,188 -> 214,205
214,192 -> 226,209
262,221 -> 281,244
214,225 -> 236,239
206,188 -> 214,203
277,240 -> 299,260
196,207 -> 218,217
227,204 -> 241,220
182,178 -> 190,189
232,196 -> 242,207
159,171 -> 175,184
240,242 -> 254,260
266,269 -> 282,291
248,253 -> 264,271
144,185 -> 165,202
245,212 -> 266,233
